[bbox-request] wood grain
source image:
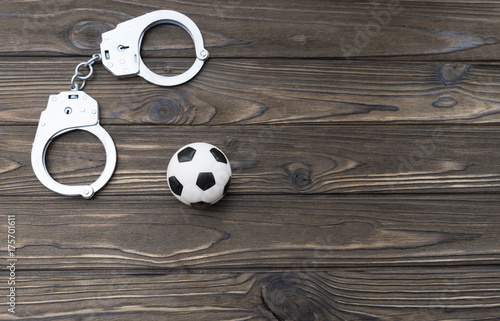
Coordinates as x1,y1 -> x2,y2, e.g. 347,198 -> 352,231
3,59 -> 500,125
2,268 -> 500,320
6,124 -> 500,196
3,1 -> 500,320
2,194 -> 500,270
1,0 -> 500,60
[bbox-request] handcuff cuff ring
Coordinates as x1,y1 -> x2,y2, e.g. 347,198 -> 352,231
100,10 -> 209,86
31,91 -> 116,199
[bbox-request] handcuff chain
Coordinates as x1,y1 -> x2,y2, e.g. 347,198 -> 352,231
70,54 -> 102,91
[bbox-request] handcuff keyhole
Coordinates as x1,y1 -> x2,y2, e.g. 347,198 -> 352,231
64,107 -> 72,115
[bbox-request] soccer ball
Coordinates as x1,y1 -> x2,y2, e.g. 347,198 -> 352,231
167,143 -> 231,208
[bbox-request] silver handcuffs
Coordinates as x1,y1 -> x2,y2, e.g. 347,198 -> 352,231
31,10 -> 209,198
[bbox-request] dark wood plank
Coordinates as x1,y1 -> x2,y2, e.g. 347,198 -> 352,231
6,124 -> 500,196
3,2 -> 500,320
3,194 -> 500,270
2,0 -> 500,60
3,58 -> 500,125
2,268 -> 500,320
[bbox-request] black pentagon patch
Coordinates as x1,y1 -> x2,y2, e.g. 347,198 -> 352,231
210,148 -> 227,164
191,201 -> 210,209
178,147 -> 196,163
223,177 -> 231,195
196,172 -> 215,191
168,176 -> 183,196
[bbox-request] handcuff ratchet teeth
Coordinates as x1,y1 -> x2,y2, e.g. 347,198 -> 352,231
31,10 -> 208,198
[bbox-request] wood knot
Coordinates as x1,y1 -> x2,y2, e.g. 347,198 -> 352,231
432,96 -> 458,108
117,90 -> 215,124
69,20 -> 114,50
439,63 -> 470,85
142,97 -> 185,123
140,91 -> 216,125
261,276 -> 327,321
223,139 -> 240,151
283,162 -> 311,190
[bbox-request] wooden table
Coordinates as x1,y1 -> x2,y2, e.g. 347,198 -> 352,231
2,1 -> 500,319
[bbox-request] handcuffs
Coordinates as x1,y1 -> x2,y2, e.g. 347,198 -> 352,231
31,10 -> 209,198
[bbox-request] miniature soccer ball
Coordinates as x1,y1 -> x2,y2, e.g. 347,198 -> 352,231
167,143 -> 231,208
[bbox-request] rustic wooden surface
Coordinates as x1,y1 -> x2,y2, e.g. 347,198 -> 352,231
2,0 -> 500,320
